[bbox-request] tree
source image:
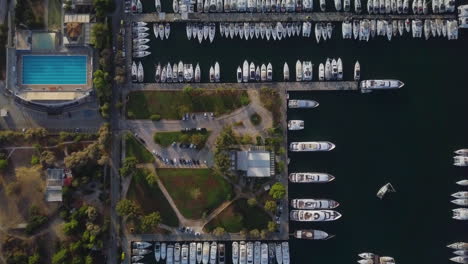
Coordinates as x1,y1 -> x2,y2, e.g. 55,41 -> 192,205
267,221 -> 277,232
85,255 -> 94,264
212,227 -> 226,236
276,161 -> 285,173
145,171 -> 157,187
0,159 -> 8,170
93,70 -> 111,102
139,212 -> 161,232
52,248 -> 69,264
247,198 -> 257,207
191,134 -> 205,146
116,199 -> 141,219
249,229 -> 260,238
40,150 -> 56,166
28,253 -> 40,264
63,219 -> 79,235
269,182 -> 286,199
30,155 -> 39,165
90,23 -> 109,50
240,134 -> 253,145
264,200 -> 277,212
93,0 -> 113,18
86,206 -> 98,221
214,151 -> 230,174
119,157 -> 137,177
150,114 -> 161,121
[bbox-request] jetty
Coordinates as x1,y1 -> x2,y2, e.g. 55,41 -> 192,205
131,12 -> 457,23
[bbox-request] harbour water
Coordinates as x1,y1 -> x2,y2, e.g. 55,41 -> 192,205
134,10 -> 468,263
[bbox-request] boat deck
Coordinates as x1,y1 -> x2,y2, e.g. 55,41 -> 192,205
131,12 -> 457,23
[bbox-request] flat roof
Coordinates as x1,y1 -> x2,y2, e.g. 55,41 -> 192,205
237,150 -> 272,177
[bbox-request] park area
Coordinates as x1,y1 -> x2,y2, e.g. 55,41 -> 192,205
157,168 -> 233,219
125,133 -> 154,163
204,198 -> 271,233
153,130 -> 210,149
126,89 -> 250,120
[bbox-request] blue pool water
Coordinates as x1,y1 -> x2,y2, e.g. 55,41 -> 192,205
22,55 -> 87,85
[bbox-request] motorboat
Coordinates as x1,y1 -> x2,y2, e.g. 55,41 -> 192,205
167,245 -> 174,264
239,241 -> 247,264
360,79 -> 405,93
266,24 -> 272,40
175,243 -> 181,264
182,244 -> 189,264
247,242 -> 254,264
260,23 -> 266,39
209,23 -> 215,43
155,242 -> 161,262
197,0 -> 203,11
453,192 -> 468,199
403,0 -> 408,12
185,64 -> 194,82
454,250 -> 468,256
171,63 -> 177,82
197,243 -> 203,264
133,242 -> 152,249
268,244 -> 275,264
261,64 -> 267,82
398,20 -> 404,36
302,61 -> 313,81
249,62 -> 256,81
454,156 -> 468,166
173,0 -> 179,12
232,242 -> 239,264
254,242 -> 261,264
137,61 -> 144,82
195,63 -> 201,82
218,243 -> 225,264
319,63 -> 325,81
197,24 -> 203,43
337,58 -> 343,80
453,208 -> 468,220
355,0 -> 362,12
161,66 -> 166,83
178,61 -> 184,82
214,62 -> 220,82
294,229 -> 333,240
296,60 -> 302,81
291,198 -> 340,209
358,258 -> 372,263
255,24 -> 260,39
290,210 -> 342,222
154,63 -> 161,82
283,62 -> 290,81
455,149 -> 468,156
210,242 -> 217,264
281,242 -> 289,264
456,180 -> 468,186
132,256 -> 144,262
335,0 -> 342,10
331,59 -> 338,80
288,99 -> 319,108
244,23 -> 249,40
250,23 -> 255,40
353,20 -> 359,39
260,244 -> 268,264
203,242 -> 210,264
354,61 -> 360,81
167,63 -> 173,82
203,24 -> 209,41
386,20 -> 392,40
326,23 -> 333,39
359,253 -> 375,259
288,120 -> 304,130
255,66 -> 260,82
275,244 -> 282,264
452,199 -> 468,206
451,256 -> 468,264
342,20 -> 352,39
448,243 -> 468,250
237,66 -> 242,83
325,58 -> 331,80
267,63 -> 273,81
153,23 -> 159,39
289,172 -> 335,183
155,0 -> 161,12
137,0 -> 143,13
165,23 -> 171,39
133,38 -> 150,45
367,0 -> 373,13
209,66 -> 215,83
133,248 -> 152,255
242,60 -> 249,82
186,23 -> 192,40
423,0 -> 428,13
190,243 -> 197,264
133,51 -> 151,58
131,61 -> 137,81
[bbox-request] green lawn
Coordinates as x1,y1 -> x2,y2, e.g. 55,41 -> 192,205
157,168 -> 233,219
153,131 -> 211,149
127,168 -> 179,227
125,133 -> 154,163
205,198 -> 271,233
47,0 -> 62,30
126,89 -> 250,120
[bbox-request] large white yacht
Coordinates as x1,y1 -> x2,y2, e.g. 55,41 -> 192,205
293,229 -> 332,240
453,208 -> 468,220
290,210 -> 342,222
290,199 -> 339,209
360,79 -> 404,93
289,141 -> 335,151
289,172 -> 335,183
288,99 -> 319,108
288,120 -> 304,130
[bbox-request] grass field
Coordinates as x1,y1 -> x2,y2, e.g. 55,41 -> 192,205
204,198 -> 271,233
157,168 -> 233,219
126,90 -> 250,120
127,168 -> 179,226
153,131 -> 210,148
47,0 -> 62,30
125,133 -> 154,163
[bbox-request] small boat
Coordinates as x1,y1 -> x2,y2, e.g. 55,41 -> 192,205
236,66 -> 242,83
133,248 -> 152,255
173,0 -> 179,12
294,229 -> 333,240
137,61 -> 144,83
267,63 -> 273,81
242,60 -> 249,82
412,0 -> 417,13
451,256 -> 468,264
289,172 -> 335,183
155,0 -> 161,12
315,23 -> 322,43
167,245 -> 174,264
296,60 -> 302,81
288,99 -> 319,108
209,66 -> 215,83
232,242 -> 239,264
398,20 -> 404,36
155,242 -> 161,262
195,63 -> 201,83
353,20 -> 359,39
283,62 -> 289,81
260,244 -> 268,264
254,242 -> 261,264
452,199 -> 468,206
133,51 -> 151,58
319,63 -> 325,81
337,58 -> 343,80
261,64 -> 267,82
290,210 -> 342,222
302,61 -> 312,81
249,62 -> 255,81
190,243 -> 197,264
386,20 -> 392,40
454,250 -> 468,256
132,256 -> 144,262
136,0 -> 143,13
255,24 -> 260,39
358,253 -> 375,259
275,244 -> 282,264
255,66 -> 260,82
197,243 -> 203,264
453,208 -> 468,220
457,180 -> 468,186
240,242 -> 247,264
281,242 -> 289,264
165,23 -> 171,39
358,259 -> 373,264
133,242 -> 152,249
214,62 -> 220,82
291,198 -> 339,209
202,242 -> 210,264
354,61 -> 360,81
247,242 -> 254,264
160,66 -> 166,83
377,182 -> 396,199
153,23 -> 159,39
453,192 -> 468,199
288,120 -> 304,130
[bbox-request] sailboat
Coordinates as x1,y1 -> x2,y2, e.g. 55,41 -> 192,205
376,183 -> 396,199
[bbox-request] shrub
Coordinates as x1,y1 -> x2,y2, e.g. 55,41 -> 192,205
0,158 -> 8,170
250,113 -> 262,126
150,114 -> 161,121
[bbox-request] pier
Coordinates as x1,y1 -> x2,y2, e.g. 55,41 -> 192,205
129,81 -> 359,91
131,12 -> 457,23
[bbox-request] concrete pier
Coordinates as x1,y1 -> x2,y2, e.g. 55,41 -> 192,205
131,12 -> 457,23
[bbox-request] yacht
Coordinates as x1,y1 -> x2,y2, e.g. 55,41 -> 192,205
290,210 -> 342,222
203,24 -> 209,41
267,63 -> 273,81
320,0 -> 326,10
319,63 -> 325,81
337,58 -> 343,80
218,244 -> 225,264
133,248 -> 152,255
302,61 -> 313,81
239,242 -> 247,264
155,0 -> 161,12
136,0 -> 143,13
355,0 -> 362,12
243,60 -> 249,82
160,66 -> 167,83
209,23 -> 216,43
175,243 -> 181,264
172,63 -> 178,83
133,51 -> 151,58
210,242 -> 217,264
133,242 -> 152,249
288,120 -> 304,130
249,62 -> 256,81
260,23 -> 266,39
133,38 -> 150,45
335,0 -> 342,10
452,192 -> 468,199
167,63 -> 173,83
214,62 -> 220,82
261,64 -> 267,82
190,243 -> 196,264
451,256 -> 468,264
455,149 -> 468,156
195,63 -> 201,83
289,172 -> 335,183
182,244 -> 189,264
448,243 -> 468,250
197,24 -> 203,43
359,253 -> 375,259
202,242 -> 210,264
456,180 -> 468,186
153,23 -> 159,39
254,242 -> 261,264
398,20 -> 404,36
197,243 -> 203,264
296,60 -> 302,81
132,256 -> 144,262
247,242 -> 254,264
165,23 -> 171,39
353,20 -> 359,39
237,66 -> 242,83
268,244 -> 275,264
178,61 -> 184,82
344,0 -> 350,11
326,23 -> 333,39
155,242 -> 161,261
367,0 -> 373,13
453,208 -> 468,220
232,242 -> 239,264
260,244 -> 268,264
255,24 -> 260,39
209,66 -> 215,83
331,59 -> 338,79
154,63 -> 161,82
275,244 -> 282,264
354,61 -> 360,81
131,61 -> 137,81
452,199 -> 468,206
197,0 -> 203,11
137,61 -> 144,83
454,250 -> 468,256
255,66 -> 261,82
173,0 -> 179,12
186,23 -> 192,40
325,58 -> 331,80
291,198 -> 340,209
281,242 -> 289,264
342,20 -> 352,39
360,79 -> 405,93
283,62 -> 290,81
294,229 -> 332,240
288,99 -> 319,108
167,245 -> 174,264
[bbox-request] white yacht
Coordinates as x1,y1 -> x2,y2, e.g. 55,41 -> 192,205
455,149 -> 468,156
288,120 -> 304,130
153,23 -> 159,39
318,63 -> 325,81
249,62 -> 256,81
289,172 -> 335,183
178,61 -> 184,82
165,23 -> 171,39
247,242 -> 253,264
326,23 -> 333,39
242,60 -> 249,82
267,63 -> 273,81
203,242 -> 210,264
448,243 -> 468,250
454,250 -> 468,256
367,0 -> 373,13
182,244 -> 189,264
335,0 -> 342,10
281,243 -> 289,264
133,51 -> 151,58
197,24 -> 204,43
237,66 -> 242,83
197,243 -> 203,264
283,62 -> 290,81
167,245 -> 174,264
133,242 -> 152,249
210,242 -> 217,264
456,180 -> 468,186
354,61 -> 360,81
190,243 -> 196,264
136,0 -> 143,13
359,253 -> 375,259
275,244 -> 282,264
342,20 -> 352,39
175,243 -> 181,264
291,198 -> 340,209
360,79 -> 405,93
254,242 -> 260,264
302,61 -> 313,81
452,199 -> 468,206
167,63 -> 173,83
195,63 -> 201,83
294,229 -> 332,240
451,256 -> 468,264
133,248 -> 152,255
173,0 -> 179,12
255,66 -> 260,82
453,208 -> 468,220
133,38 -> 150,45
315,23 -> 321,43
137,61 -> 144,83
155,0 -> 161,12
290,210 -> 342,222
214,62 -> 220,82
296,60 -> 302,81
337,58 -> 343,80
209,66 -> 215,83
452,192 -> 468,199
209,23 -> 216,43
232,242 -> 239,264
186,23 -> 192,40
131,61 -> 137,81
325,58 -> 331,80
155,242 -> 161,262
260,244 -> 268,264
288,99 -> 319,108
261,64 -> 267,82
239,242 -> 247,264
132,256 -> 144,262
160,66 -> 166,83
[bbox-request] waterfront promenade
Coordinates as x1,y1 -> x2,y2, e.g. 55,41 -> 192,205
132,12 -> 457,23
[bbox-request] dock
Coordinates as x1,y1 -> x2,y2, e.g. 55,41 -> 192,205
129,81 -> 359,91
131,12 -> 457,23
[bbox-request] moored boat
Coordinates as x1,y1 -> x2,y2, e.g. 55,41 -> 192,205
452,199 -> 468,206
289,141 -> 336,151
281,242 -> 289,264
294,229 -> 332,240
289,172 -> 335,183
155,242 -> 161,261
291,198 -> 340,209
232,242 -> 239,264
283,62 -> 290,81
288,99 -> 318,108
290,210 -> 342,222
354,61 -> 361,81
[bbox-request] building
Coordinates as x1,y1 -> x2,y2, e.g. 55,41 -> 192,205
235,150 -> 275,177
46,168 -> 64,202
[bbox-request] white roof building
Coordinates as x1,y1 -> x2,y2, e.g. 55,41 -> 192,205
236,150 -> 274,177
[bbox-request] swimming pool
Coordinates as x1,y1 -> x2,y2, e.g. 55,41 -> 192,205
22,55 -> 87,85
